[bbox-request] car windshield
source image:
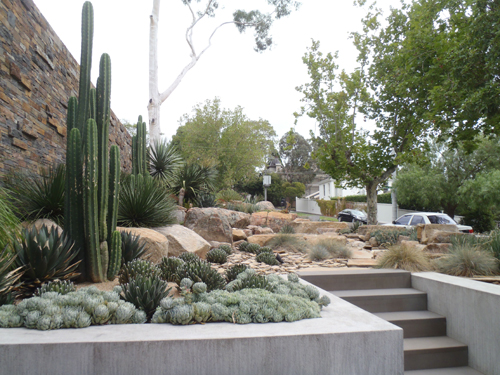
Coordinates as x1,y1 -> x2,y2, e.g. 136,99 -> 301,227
349,210 -> 366,217
427,215 -> 457,225
395,215 -> 411,225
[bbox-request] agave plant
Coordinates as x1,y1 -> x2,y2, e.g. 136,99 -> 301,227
5,164 -> 66,226
148,138 -> 184,184
0,247 -> 23,305
120,231 -> 147,265
195,191 -> 218,208
170,163 -> 217,205
118,259 -> 161,285
121,274 -> 171,321
118,174 -> 177,228
174,259 -> 226,292
13,225 -> 80,295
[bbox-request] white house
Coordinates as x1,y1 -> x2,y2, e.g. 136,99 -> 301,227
317,178 -> 364,199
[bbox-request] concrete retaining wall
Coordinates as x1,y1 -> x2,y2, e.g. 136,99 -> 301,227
0,283 -> 404,375
412,272 -> 500,375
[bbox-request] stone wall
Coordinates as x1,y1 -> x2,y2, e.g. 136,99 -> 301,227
0,0 -> 132,180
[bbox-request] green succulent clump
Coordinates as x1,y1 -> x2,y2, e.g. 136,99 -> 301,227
0,286 -> 146,330
35,280 -> 76,296
206,248 -> 228,264
120,274 -> 171,321
174,260 -> 226,292
224,264 -> 248,282
266,273 -> 331,308
218,244 -> 232,255
225,269 -> 270,292
256,251 -> 279,266
257,246 -> 273,255
246,243 -> 261,254
179,252 -> 201,263
120,231 -> 146,265
238,241 -> 249,252
159,256 -> 185,282
118,259 -> 161,285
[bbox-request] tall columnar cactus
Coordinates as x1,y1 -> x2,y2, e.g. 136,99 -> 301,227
132,116 -> 147,176
64,1 -> 121,283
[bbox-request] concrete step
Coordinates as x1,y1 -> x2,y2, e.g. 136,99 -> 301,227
375,311 -> 447,338
405,367 -> 484,375
404,337 -> 469,371
299,269 -> 411,291
332,288 -> 427,313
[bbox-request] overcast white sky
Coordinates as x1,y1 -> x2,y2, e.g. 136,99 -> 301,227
34,0 -> 400,142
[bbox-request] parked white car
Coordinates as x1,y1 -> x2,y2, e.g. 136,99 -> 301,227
384,212 -> 473,233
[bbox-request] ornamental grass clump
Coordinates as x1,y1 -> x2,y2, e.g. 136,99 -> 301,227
315,239 -> 352,259
268,233 -> 307,253
0,247 -> 23,306
279,224 -> 295,234
307,245 -> 330,262
0,286 -> 146,330
436,240 -> 498,277
376,243 -> 432,272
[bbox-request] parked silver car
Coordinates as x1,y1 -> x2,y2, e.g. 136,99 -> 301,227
384,212 -> 473,233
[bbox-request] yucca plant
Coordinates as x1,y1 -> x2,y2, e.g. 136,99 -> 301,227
437,242 -> 498,277
0,186 -> 20,253
148,138 -> 184,184
170,163 -> 217,205
376,244 -> 432,272
118,174 -> 177,228
5,164 -> 66,226
0,247 -> 23,305
159,256 -> 185,282
121,274 -> 171,321
120,231 -> 147,265
13,225 -> 80,296
224,264 -> 248,282
118,259 -> 161,284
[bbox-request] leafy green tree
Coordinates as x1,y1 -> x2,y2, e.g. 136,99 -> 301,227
282,181 -> 305,203
278,130 -> 316,185
395,137 -> 500,220
172,98 -> 276,189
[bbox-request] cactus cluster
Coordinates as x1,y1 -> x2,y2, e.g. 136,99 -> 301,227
238,242 -> 249,252
118,259 -> 161,285
218,244 -> 232,255
35,280 -> 77,296
174,259 -> 226,292
0,286 -> 146,330
256,251 -> 279,266
132,116 -> 147,176
64,1 -> 121,283
225,269 -> 270,292
206,248 -> 227,264
224,264 -> 248,282
245,243 -> 261,254
178,252 -> 201,263
152,276 -> 327,325
159,257 -> 185,282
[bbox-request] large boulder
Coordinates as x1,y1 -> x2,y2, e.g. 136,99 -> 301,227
219,209 -> 251,228
173,206 -> 187,224
247,234 -> 279,247
290,220 -> 348,234
302,233 -> 348,246
184,208 -> 233,244
116,227 -> 169,263
256,201 -> 275,211
249,212 -> 297,233
154,225 -> 211,258
417,224 -> 459,244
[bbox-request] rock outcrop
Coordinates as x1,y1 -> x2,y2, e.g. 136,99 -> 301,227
154,225 -> 210,258
116,227 -> 169,263
184,208 -> 233,244
249,212 -> 297,233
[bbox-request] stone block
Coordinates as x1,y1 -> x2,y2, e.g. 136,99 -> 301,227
290,220 -> 348,234
153,225 -> 210,259
417,224 -> 459,244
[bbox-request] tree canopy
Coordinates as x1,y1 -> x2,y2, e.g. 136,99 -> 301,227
172,98 -> 276,189
278,130 -> 316,185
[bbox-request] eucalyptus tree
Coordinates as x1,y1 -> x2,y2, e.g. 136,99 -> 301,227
278,130 -> 316,184
148,0 -> 301,140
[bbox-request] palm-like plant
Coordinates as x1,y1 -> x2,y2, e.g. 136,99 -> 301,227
6,164 -> 65,226
170,163 -> 217,205
148,138 -> 184,184
118,174 -> 177,228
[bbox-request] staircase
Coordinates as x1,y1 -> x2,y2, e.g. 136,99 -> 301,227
299,269 -> 484,375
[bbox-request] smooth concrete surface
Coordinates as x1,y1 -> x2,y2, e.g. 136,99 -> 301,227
0,281 -> 404,375
405,367 -> 485,375
412,272 -> 500,375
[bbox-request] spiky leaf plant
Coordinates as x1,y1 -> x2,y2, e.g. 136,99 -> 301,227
0,186 -> 20,254
118,174 -> 177,228
118,259 -> 161,285
13,225 -> 80,296
174,260 -> 226,292
195,192 -> 218,208
280,224 -> 295,234
5,164 -> 66,226
178,252 -> 200,263
206,248 -> 227,264
0,247 -> 23,305
121,274 -> 171,321
148,138 -> 184,183
376,244 -> 432,272
35,280 -> 76,296
256,251 -> 279,266
120,231 -> 146,265
246,243 -> 261,254
170,163 -> 217,205
436,244 -> 499,277
218,244 -> 232,255
224,264 -> 248,282
159,257 -> 185,282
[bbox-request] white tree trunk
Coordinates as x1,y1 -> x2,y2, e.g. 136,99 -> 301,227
148,0 -> 161,141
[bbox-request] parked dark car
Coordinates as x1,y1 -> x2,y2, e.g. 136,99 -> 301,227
337,209 -> 367,224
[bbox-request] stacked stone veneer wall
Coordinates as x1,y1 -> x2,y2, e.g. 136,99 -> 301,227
0,0 -> 132,179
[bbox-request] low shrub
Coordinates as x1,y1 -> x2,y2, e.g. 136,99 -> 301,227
373,228 -> 417,246
376,244 -> 432,272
